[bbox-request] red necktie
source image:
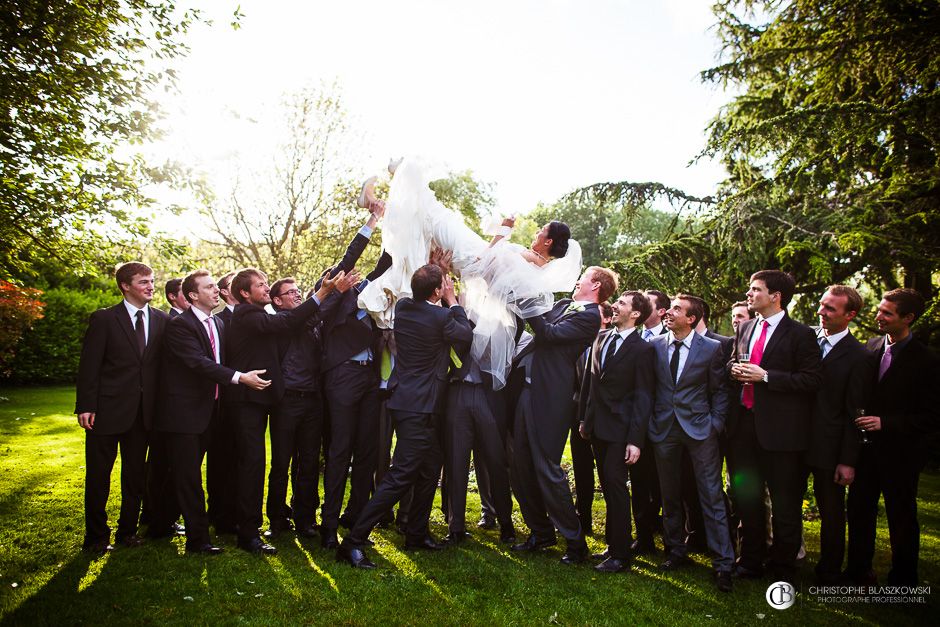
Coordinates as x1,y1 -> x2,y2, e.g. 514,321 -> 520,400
742,320 -> 770,409
205,317 -> 219,400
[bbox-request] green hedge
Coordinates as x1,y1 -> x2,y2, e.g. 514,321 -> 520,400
5,288 -> 118,384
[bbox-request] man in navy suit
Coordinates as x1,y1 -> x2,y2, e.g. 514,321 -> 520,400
649,295 -> 734,592
578,290 -> 655,574
337,263 -> 473,568
729,270 -> 822,583
76,262 -> 169,553
154,270 -> 270,554
848,288 -> 940,586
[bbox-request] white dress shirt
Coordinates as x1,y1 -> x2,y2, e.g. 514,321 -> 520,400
667,331 -> 694,381
122,300 -> 149,344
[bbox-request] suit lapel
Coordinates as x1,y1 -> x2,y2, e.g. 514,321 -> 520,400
759,314 -> 790,362
603,330 -> 637,374
142,305 -> 161,360
822,331 -> 852,364
675,333 -> 703,386
113,303 -> 142,360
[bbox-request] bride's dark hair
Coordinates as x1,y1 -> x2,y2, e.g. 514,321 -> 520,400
547,221 -> 571,258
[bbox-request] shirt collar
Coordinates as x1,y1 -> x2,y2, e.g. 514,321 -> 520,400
171,307 -> 184,315
885,333 -> 912,351
191,306 -> 212,323
757,309 -> 786,327
613,327 -> 637,341
226,303 -> 235,312
667,331 -> 694,348
644,322 -> 664,336
123,299 -> 147,319
819,327 -> 850,347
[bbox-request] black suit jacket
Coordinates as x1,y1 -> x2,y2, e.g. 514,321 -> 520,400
155,309 -> 237,434
805,330 -> 872,469
579,329 -> 655,446
75,303 -> 169,433
215,306 -> 233,327
865,336 -> 940,442
386,298 -> 472,414
705,329 -> 734,364
225,296 -> 324,406
728,313 -> 822,451
319,231 -> 393,373
517,300 -> 600,460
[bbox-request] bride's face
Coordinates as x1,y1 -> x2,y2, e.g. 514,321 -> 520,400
531,224 -> 552,255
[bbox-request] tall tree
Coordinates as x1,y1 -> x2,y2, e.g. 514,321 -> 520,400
0,0 -> 204,280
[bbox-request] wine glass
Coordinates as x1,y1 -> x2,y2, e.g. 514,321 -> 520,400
738,352 -> 752,388
856,408 -> 870,445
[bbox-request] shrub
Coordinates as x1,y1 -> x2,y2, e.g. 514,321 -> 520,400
0,281 -> 45,377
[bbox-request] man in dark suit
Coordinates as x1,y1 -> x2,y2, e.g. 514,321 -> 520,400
76,262 -> 169,553
804,285 -> 871,584
337,263 -> 473,568
578,290 -> 655,574
317,205 -> 393,549
729,269 -> 822,583
649,295 -> 734,592
165,278 -> 190,318
154,270 -> 270,554
509,266 -> 617,564
216,272 -> 237,326
226,266 -> 355,554
847,288 -> 940,586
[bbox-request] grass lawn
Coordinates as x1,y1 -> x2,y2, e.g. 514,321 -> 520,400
0,386 -> 937,625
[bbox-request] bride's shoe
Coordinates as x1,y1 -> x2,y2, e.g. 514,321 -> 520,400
357,176 -> 378,209
388,157 -> 403,176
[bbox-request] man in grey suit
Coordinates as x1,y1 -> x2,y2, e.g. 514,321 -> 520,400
649,295 -> 734,592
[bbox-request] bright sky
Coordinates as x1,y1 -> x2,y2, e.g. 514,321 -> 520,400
153,0 -> 730,232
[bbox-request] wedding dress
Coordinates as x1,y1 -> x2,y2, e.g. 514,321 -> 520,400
357,157 -> 583,388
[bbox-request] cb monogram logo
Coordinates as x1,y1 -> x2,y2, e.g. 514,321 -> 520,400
766,581 -> 796,610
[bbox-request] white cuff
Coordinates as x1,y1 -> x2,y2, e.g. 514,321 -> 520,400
496,225 -> 512,237
232,371 -> 242,385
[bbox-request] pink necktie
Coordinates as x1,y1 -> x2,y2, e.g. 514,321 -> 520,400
205,317 -> 219,400
742,320 -> 770,409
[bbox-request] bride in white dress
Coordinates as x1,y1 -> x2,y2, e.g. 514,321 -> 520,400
357,157 -> 583,389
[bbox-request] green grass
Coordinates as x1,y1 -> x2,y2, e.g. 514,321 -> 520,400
0,386 -> 937,625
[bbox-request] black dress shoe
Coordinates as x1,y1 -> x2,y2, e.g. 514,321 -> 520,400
631,538 -> 656,555
499,527 -> 517,545
115,534 -> 145,548
659,554 -> 691,571
83,539 -> 114,554
187,543 -> 224,555
560,545 -> 588,565
477,515 -> 496,530
715,570 -> 733,593
238,537 -> 277,555
510,535 -> 556,552
732,563 -> 763,579
595,557 -> 632,573
336,541 -> 376,569
404,535 -> 447,551
445,531 -> 470,546
296,524 -> 319,539
320,527 -> 339,550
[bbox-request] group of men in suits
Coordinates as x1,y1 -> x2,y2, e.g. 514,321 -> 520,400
76,242 -> 936,589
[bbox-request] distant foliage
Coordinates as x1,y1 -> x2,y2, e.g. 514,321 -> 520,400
0,281 -> 45,376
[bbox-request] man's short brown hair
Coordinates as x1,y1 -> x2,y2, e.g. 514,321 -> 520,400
750,269 -> 796,307
621,290 -> 653,324
883,288 -> 926,322
115,261 -> 152,293
231,268 -> 266,304
825,285 -> 863,315
218,272 -> 235,292
675,293 -> 704,328
588,266 -> 619,303
181,270 -> 210,304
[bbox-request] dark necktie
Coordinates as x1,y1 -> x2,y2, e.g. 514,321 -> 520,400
134,310 -> 146,356
603,335 -> 619,369
670,339 -> 683,383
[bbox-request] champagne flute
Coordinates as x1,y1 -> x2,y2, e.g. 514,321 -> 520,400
856,408 -> 870,445
738,352 -> 752,388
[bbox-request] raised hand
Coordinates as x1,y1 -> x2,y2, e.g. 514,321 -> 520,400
501,215 -> 516,229
369,199 -> 386,219
441,274 -> 457,306
430,247 -> 454,274
239,369 -> 271,391
336,269 -> 362,293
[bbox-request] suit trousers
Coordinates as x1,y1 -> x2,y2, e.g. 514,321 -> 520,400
347,410 -> 442,545
510,389 -> 585,547
230,401 -> 271,542
144,430 -> 181,533
629,435 -> 662,544
166,424 -> 213,548
83,409 -> 147,545
730,408 -> 804,578
321,363 -> 380,529
592,438 -> 632,559
847,440 -> 926,585
653,421 -> 734,570
807,465 -> 847,581
268,390 -> 324,527
570,424 -> 597,532
443,382 -> 513,533
206,403 -> 238,532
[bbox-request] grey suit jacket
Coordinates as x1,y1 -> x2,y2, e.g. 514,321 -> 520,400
648,331 -> 729,443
